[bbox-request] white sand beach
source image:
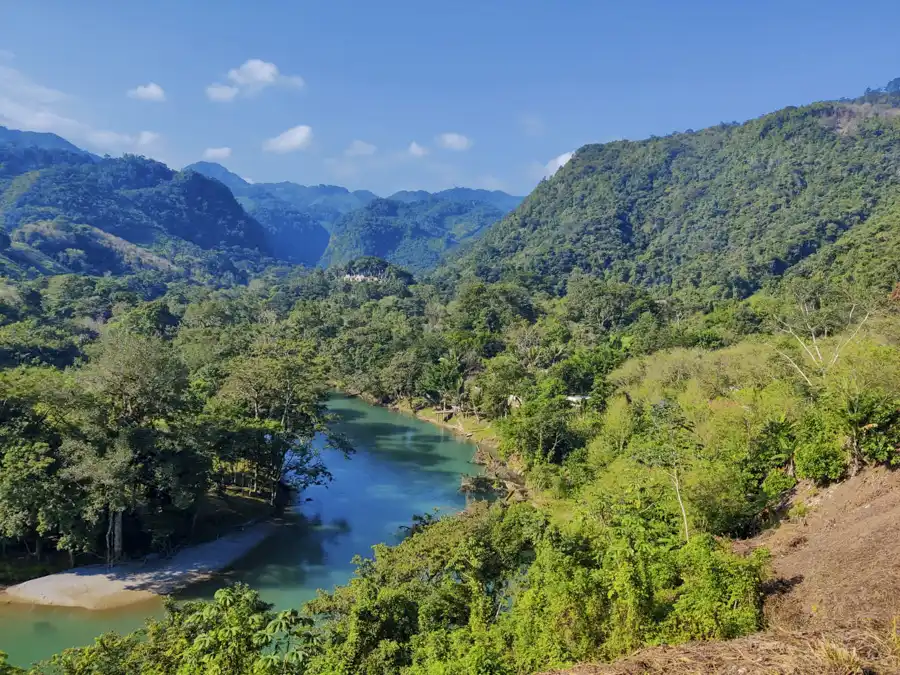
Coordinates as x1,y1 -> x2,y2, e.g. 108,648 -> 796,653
0,523 -> 276,610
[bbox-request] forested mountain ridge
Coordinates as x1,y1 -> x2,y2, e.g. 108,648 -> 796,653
183,162 -> 330,266
389,187 -> 523,212
185,162 -> 378,233
185,161 -> 520,271
435,93 -> 900,299
320,196 -> 507,272
0,125 -> 93,155
0,146 -> 271,279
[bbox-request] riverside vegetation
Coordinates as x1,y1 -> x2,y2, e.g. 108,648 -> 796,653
3,82 -> 900,673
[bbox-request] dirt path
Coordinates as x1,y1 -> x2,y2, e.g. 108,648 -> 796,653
0,523 -> 276,610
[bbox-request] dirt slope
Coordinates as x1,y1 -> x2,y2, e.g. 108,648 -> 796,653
545,467 -> 900,674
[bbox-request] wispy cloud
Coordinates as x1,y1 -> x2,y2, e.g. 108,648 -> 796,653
205,83 -> 238,102
207,59 -> 304,102
324,144 -> 464,192
436,132 -> 472,151
475,174 -> 505,191
262,125 -> 313,153
127,82 -> 166,102
0,63 -> 161,154
408,141 -> 428,157
519,113 -> 544,137
344,139 -> 377,157
203,147 -> 232,160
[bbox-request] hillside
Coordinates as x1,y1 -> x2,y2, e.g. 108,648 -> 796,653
319,196 -> 507,272
185,162 -> 330,266
436,94 -> 900,299
185,162 -> 521,271
1,146 -> 271,278
548,467 -> 900,674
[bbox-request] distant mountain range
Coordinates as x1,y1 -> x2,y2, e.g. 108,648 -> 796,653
0,126 -> 522,279
6,78 -> 900,300
184,161 -> 523,270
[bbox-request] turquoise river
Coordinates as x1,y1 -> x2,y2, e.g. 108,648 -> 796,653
0,394 -> 480,668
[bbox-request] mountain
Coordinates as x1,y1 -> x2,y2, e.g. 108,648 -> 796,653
0,146 -> 270,278
186,163 -> 377,232
183,160 -> 250,193
184,162 -> 521,271
0,125 -> 93,155
435,90 -> 900,298
389,187 -> 523,212
259,182 -> 378,231
320,197 -> 507,273
184,162 -> 330,266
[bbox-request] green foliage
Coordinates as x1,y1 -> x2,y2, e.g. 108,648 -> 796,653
45,584 -> 317,675
0,147 -> 271,279
658,535 -> 768,642
321,198 -> 508,273
6,87 -> 900,674
435,98 -> 900,301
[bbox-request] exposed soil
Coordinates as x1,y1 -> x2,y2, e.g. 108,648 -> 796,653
751,466 -> 900,631
546,466 -> 900,674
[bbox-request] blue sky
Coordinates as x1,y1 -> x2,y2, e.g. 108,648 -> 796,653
1,1 -> 899,195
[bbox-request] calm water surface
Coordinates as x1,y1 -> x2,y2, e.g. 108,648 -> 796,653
0,394 -> 479,667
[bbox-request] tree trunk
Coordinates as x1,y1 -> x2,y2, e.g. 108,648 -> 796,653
113,510 -> 123,563
106,507 -> 113,565
672,468 -> 690,543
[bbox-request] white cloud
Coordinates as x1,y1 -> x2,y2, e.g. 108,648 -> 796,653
408,141 -> 428,157
228,59 -> 279,87
136,131 -> 160,146
436,132 -> 472,151
519,113 -> 544,137
0,65 -> 66,106
207,59 -> 303,102
203,146 -> 232,160
127,82 -> 166,102
241,176 -> 255,184
206,83 -> 239,102
262,124 -> 313,153
476,175 -> 505,191
544,151 -> 574,176
0,64 -> 160,154
344,139 -> 377,157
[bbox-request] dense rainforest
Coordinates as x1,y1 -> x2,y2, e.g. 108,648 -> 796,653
436,90 -> 900,300
320,197 -> 507,273
2,84 -> 900,674
185,161 -> 522,272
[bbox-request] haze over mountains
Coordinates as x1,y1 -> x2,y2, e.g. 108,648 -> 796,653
0,129 -> 522,278
4,80 -> 900,297
184,161 -> 525,271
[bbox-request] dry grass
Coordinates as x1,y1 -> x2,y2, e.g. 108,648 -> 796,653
545,622 -> 900,674
547,467 -> 900,674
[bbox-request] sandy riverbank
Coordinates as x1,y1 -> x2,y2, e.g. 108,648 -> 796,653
0,522 -> 276,610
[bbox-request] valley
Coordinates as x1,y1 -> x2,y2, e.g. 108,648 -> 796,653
1,53 -> 900,675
